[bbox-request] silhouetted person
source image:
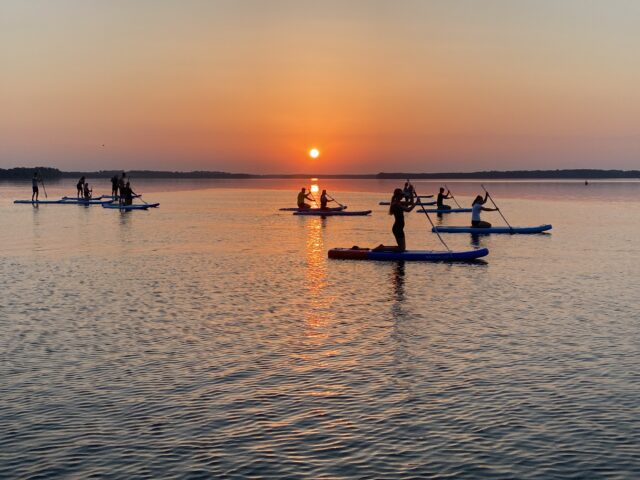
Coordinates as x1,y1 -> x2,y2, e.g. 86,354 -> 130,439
83,182 -> 92,199
403,180 -> 414,200
388,188 -> 417,251
111,175 -> 119,197
122,181 -> 136,205
297,188 -> 313,209
77,176 -> 85,198
320,189 -> 339,210
31,171 -> 41,202
437,187 -> 452,210
118,173 -> 127,204
471,193 -> 498,228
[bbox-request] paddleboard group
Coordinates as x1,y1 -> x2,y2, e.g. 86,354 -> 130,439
13,170 -> 159,210
16,171 -> 551,262
280,179 -> 552,262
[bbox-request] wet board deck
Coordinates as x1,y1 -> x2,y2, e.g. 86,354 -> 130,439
379,201 -> 437,206
328,246 -> 489,261
293,210 -> 371,216
418,208 -> 472,213
102,203 -> 160,210
279,206 -> 345,212
432,224 -> 552,234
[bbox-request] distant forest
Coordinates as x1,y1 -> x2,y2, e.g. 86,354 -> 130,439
1,167 -> 639,180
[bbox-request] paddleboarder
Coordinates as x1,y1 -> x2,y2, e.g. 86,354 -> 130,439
377,188 -> 417,252
76,176 -> 85,198
122,181 -> 137,205
118,172 -> 127,204
297,188 -> 314,209
403,180 -> 414,200
31,171 -> 42,202
471,192 -> 499,228
83,182 -> 92,199
437,187 -> 453,210
320,190 -> 329,209
320,190 -> 338,210
111,175 -> 119,197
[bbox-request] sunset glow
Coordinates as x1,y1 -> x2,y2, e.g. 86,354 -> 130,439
309,149 -> 320,159
2,1 -> 639,173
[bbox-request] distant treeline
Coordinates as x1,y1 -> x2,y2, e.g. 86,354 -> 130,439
0,167 -> 64,179
1,167 -> 639,180
0,168 -> 252,180
376,169 -> 640,179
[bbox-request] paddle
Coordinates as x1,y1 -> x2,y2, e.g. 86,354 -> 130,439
413,186 -> 451,252
327,194 -> 345,209
125,174 -> 148,205
481,184 -> 513,230
308,191 -> 319,208
40,177 -> 48,199
444,184 -> 461,208
135,193 -> 149,205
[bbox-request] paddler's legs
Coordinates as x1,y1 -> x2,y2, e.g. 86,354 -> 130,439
32,186 -> 38,201
392,224 -> 406,252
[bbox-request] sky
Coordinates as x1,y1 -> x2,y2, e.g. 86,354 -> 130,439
1,0 -> 639,173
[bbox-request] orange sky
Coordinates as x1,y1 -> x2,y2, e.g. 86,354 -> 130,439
1,1 -> 639,173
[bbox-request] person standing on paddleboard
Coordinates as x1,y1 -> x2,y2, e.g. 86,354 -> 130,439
76,176 -> 85,198
471,193 -> 498,228
297,188 -> 314,209
437,187 -> 453,210
118,172 -> 127,204
111,175 -> 119,197
389,187 -> 417,251
31,171 -> 41,202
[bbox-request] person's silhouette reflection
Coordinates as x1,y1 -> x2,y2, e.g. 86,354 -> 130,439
392,261 -> 406,302
470,233 -> 481,248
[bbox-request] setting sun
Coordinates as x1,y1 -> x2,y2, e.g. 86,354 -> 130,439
309,148 -> 320,159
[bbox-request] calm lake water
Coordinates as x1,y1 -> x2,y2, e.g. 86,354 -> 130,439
1,178 -> 639,478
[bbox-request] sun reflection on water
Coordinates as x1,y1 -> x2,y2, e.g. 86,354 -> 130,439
304,217 -> 331,331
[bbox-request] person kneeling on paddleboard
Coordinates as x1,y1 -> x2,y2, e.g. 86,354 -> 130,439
376,188 -> 416,252
297,188 -> 314,209
437,187 -> 452,210
83,182 -> 92,199
320,190 -> 337,210
471,193 -> 498,228
320,190 -> 329,209
122,181 -> 137,206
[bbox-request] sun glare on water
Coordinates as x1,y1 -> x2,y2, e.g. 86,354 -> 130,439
309,148 -> 320,159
